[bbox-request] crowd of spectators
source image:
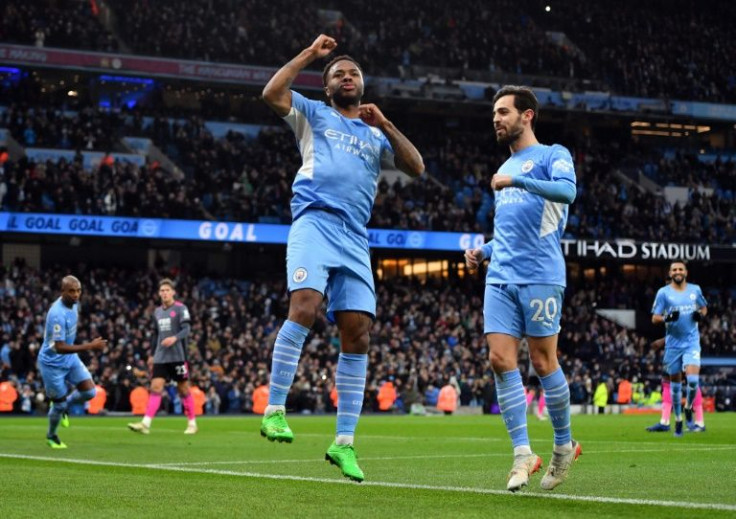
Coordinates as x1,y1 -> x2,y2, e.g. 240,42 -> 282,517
0,1 -> 118,52
3,0 -> 735,103
2,104 -> 734,244
104,0 -> 586,80
1,261 -> 734,416
104,0 -> 736,102
570,170 -> 735,244
1,104 -> 126,152
638,152 -> 736,195
538,0 -> 736,103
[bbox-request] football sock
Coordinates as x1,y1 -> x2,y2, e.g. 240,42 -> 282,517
143,392 -> 162,427
540,368 -> 572,446
181,392 -> 196,421
670,382 -> 682,421
336,353 -> 367,439
537,391 -> 546,417
693,387 -> 705,426
685,374 -> 699,410
268,320 -> 309,406
661,380 -> 672,425
496,369 -> 529,449
48,399 -> 67,437
66,388 -> 96,405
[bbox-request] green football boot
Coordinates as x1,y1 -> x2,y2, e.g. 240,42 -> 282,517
325,442 -> 364,482
47,435 -> 68,449
260,410 -> 294,443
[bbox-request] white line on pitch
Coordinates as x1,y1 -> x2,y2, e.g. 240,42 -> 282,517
1,425 -> 729,449
1,453 -> 735,512
155,445 -> 736,466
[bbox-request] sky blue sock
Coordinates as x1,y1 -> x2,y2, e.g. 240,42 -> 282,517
496,369 -> 529,448
671,382 -> 682,420
540,367 -> 572,446
336,353 -> 368,438
268,320 -> 309,406
685,374 -> 699,409
66,388 -> 96,405
48,400 -> 67,437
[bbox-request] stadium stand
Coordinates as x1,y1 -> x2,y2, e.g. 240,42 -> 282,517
1,262 -> 733,414
0,1 -> 734,421
3,0 -> 734,102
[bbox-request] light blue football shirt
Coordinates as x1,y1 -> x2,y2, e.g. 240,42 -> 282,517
39,297 -> 78,368
283,90 -> 395,238
487,143 -> 576,286
652,283 -> 708,349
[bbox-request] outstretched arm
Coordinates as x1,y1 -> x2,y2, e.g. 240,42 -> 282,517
262,34 -> 337,117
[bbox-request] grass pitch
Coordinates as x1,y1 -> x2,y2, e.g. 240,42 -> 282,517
1,413 -> 735,518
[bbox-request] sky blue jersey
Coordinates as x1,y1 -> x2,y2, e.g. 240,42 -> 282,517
38,297 -> 79,368
487,143 -> 576,286
283,90 -> 395,238
652,283 -> 708,349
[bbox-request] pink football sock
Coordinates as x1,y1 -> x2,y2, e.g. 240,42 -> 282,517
145,392 -> 162,419
661,381 -> 672,424
537,393 -> 546,416
182,393 -> 196,421
693,387 -> 704,423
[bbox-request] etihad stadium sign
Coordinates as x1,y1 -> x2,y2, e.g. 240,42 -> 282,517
1,213 -> 733,261
560,239 -> 717,261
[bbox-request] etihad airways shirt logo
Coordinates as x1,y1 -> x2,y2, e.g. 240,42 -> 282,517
324,129 -> 380,164
496,187 -> 527,207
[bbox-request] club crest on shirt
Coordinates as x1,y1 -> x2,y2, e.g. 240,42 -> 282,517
293,268 -> 308,283
369,127 -> 382,138
689,293 -> 696,300
521,160 -> 534,173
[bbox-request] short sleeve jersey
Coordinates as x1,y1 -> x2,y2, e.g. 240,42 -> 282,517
39,297 -> 79,368
152,302 -> 191,363
651,283 -> 708,349
283,90 -> 395,237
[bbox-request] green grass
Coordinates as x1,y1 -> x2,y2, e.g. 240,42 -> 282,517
1,413 -> 735,518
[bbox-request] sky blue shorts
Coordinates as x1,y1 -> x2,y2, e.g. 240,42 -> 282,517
663,345 -> 701,375
38,356 -> 92,400
484,283 -> 564,338
287,210 -> 376,321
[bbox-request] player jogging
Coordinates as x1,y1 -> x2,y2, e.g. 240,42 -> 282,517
38,275 -> 107,448
650,261 -> 707,437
